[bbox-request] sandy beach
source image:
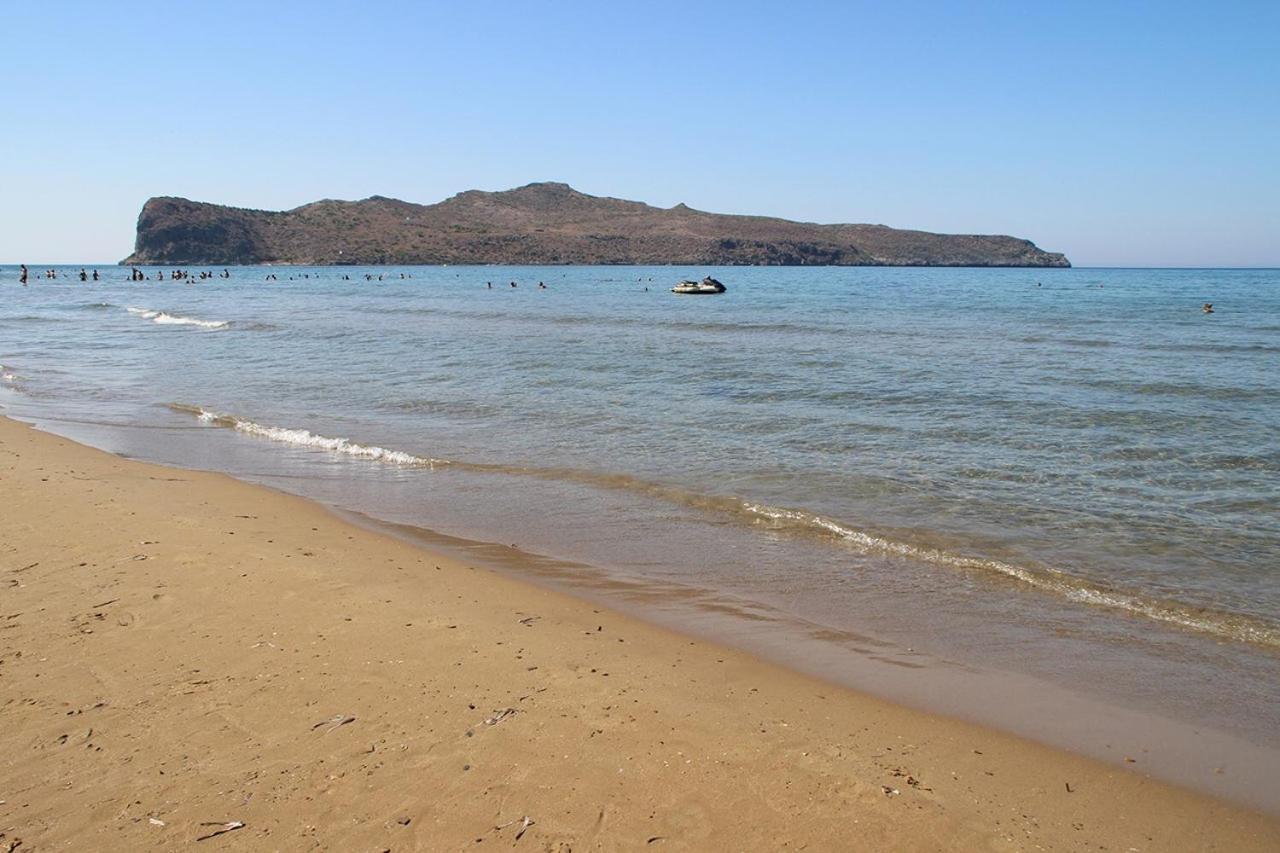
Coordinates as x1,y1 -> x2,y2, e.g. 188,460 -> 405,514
1,414 -> 1275,852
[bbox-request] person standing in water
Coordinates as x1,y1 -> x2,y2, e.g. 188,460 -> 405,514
19,264 -> 28,285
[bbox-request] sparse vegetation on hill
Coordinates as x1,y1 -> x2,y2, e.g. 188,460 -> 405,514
123,182 -> 1070,267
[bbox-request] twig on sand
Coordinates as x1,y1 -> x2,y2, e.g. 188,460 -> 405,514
496,816 -> 534,841
312,714 -> 356,733
483,708 -> 519,727
196,821 -> 244,841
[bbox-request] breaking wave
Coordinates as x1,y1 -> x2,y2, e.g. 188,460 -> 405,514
169,403 -> 1280,650
127,307 -> 229,329
0,362 -> 28,395
739,504 -> 1279,648
169,405 -> 440,466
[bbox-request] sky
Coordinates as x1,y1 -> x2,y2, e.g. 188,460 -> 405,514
1,1 -> 1276,266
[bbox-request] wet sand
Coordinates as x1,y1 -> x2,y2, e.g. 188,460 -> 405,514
1,415 -> 1275,851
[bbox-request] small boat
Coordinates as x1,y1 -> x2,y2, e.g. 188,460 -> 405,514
672,276 -> 726,295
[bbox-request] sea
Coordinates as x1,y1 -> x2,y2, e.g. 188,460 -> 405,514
2,264 -> 1277,811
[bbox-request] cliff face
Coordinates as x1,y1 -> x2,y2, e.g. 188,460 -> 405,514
123,183 -> 1070,267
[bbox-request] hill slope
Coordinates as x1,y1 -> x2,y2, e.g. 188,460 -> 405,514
122,182 -> 1070,267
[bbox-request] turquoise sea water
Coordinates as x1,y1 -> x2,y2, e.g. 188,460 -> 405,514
2,264 -> 1277,807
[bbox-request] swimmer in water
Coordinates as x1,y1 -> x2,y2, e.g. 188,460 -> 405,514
1202,303 -> 1214,314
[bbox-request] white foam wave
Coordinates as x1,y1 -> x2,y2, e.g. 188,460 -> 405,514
741,503 -> 1278,646
743,502 -> 1039,578
183,406 -> 439,467
127,307 -> 228,329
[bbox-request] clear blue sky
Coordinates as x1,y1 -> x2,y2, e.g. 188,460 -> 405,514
2,1 -> 1276,266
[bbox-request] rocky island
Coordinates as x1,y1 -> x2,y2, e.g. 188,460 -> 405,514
122,182 -> 1070,267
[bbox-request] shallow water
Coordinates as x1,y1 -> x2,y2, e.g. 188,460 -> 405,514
2,264 -> 1278,809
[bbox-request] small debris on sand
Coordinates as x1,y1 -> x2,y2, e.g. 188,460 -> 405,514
483,708 -> 519,727
196,821 -> 244,841
311,714 -> 356,733
496,815 -> 534,841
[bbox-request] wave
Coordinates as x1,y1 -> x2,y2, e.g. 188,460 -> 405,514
1150,342 -> 1280,355
738,504 -> 1279,648
379,398 -> 503,419
1059,377 -> 1275,402
168,403 -> 1280,650
169,405 -> 440,466
361,304 -> 837,337
0,363 -> 26,393
126,307 -> 228,329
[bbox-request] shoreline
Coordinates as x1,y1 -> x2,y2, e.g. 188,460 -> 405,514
13,400 -> 1280,815
342,505 -> 1280,812
2,414 -> 1277,850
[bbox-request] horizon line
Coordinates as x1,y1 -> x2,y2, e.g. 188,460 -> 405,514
3,262 -> 1279,271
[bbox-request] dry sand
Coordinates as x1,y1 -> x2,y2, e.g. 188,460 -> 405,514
1,415 -> 1276,851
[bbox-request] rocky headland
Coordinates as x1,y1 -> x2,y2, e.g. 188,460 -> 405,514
122,182 -> 1070,267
